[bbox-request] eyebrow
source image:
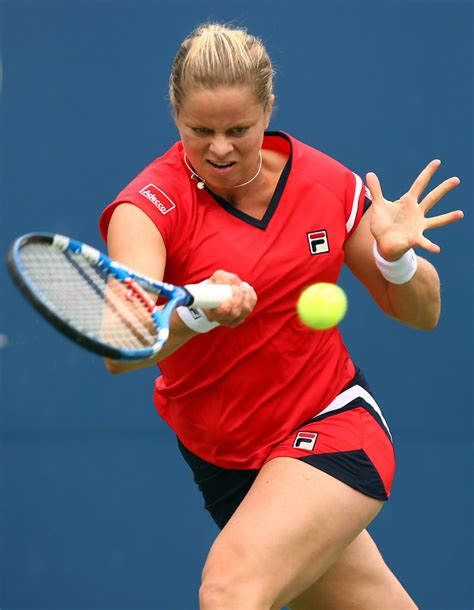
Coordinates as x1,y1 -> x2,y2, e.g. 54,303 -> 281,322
188,121 -> 254,130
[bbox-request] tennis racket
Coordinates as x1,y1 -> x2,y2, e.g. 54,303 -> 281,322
7,233 -> 233,360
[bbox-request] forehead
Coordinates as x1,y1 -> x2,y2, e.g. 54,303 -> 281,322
178,86 -> 263,126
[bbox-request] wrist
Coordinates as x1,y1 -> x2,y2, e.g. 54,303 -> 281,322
373,241 -> 418,284
176,305 -> 220,333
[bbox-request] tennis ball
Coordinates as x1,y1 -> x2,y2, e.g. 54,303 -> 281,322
297,283 -> 348,330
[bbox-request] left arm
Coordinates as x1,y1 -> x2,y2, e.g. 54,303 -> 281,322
344,160 -> 463,330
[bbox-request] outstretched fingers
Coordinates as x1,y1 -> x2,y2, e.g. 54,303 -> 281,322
365,172 -> 384,202
417,234 -> 441,254
420,176 -> 461,213
407,159 -> 441,199
425,210 -> 464,230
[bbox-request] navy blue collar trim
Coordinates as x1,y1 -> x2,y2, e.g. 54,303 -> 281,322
205,131 -> 292,230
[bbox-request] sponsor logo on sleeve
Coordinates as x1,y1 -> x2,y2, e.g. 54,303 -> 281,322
293,431 -> 318,451
139,183 -> 176,215
307,229 -> 329,255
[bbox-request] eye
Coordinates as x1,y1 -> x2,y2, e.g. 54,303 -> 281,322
230,127 -> 248,135
192,127 -> 210,136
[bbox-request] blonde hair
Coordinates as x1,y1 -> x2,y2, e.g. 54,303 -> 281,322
169,23 -> 274,113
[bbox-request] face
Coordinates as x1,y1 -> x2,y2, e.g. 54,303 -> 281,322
175,85 -> 273,192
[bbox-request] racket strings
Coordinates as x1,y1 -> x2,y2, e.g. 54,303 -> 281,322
19,243 -> 160,351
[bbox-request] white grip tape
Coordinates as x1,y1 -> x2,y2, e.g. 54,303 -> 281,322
177,282 -> 234,333
373,242 -> 418,284
185,283 -> 233,308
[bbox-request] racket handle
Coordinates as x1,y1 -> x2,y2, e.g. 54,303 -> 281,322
185,283 -> 234,308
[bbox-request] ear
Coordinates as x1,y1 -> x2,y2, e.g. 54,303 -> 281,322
264,94 -> 275,128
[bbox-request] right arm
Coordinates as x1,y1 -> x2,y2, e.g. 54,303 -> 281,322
103,203 -> 256,374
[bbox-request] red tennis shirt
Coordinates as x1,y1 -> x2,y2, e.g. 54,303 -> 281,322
100,131 -> 370,468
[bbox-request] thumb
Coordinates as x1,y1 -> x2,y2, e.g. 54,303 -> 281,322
366,172 -> 384,202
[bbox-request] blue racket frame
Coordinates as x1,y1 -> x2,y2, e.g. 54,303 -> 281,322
7,232 -> 196,360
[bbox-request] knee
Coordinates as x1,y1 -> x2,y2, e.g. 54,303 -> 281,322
199,566 -> 271,610
199,577 -> 230,610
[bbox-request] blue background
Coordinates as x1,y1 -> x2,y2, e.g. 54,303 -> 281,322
1,1 -> 472,609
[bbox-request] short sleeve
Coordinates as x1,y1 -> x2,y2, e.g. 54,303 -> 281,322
344,171 -> 372,239
99,144 -> 186,249
99,178 -> 179,248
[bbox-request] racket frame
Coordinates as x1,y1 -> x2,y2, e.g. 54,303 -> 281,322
7,233 -> 227,360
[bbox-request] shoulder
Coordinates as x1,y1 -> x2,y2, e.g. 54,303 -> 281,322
121,141 -> 188,202
288,132 -> 356,193
281,131 -> 370,236
99,141 -> 196,244
266,130 -> 361,199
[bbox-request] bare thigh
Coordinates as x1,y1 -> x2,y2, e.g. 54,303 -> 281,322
199,457 -> 383,610
288,529 -> 417,610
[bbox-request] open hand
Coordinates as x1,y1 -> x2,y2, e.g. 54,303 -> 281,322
367,160 -> 463,261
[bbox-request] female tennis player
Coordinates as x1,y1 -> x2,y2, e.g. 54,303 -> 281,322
99,24 -> 463,610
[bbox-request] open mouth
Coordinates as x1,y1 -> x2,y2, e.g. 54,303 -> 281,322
207,160 -> 236,169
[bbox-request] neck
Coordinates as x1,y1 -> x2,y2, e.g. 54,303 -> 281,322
231,150 -> 263,189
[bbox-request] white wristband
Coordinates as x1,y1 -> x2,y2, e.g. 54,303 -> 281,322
176,305 -> 220,333
373,242 -> 418,284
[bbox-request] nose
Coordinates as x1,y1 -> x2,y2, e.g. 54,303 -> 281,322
208,134 -> 233,158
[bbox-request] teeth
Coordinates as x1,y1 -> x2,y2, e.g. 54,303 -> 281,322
210,161 -> 233,167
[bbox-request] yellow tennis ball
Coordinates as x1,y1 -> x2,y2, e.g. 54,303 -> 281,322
297,283 -> 348,330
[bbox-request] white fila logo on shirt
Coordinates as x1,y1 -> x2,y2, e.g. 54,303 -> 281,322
139,183 -> 176,215
307,230 -> 329,255
293,431 -> 318,451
